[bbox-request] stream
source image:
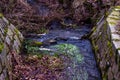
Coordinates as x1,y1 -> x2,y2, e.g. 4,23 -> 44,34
24,1 -> 101,80
25,25 -> 101,80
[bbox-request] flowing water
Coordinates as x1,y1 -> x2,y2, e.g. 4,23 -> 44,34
26,25 -> 101,80
25,1 -> 101,80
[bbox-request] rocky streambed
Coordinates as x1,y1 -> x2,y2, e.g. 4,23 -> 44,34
15,1 -> 102,79
22,24 -> 101,80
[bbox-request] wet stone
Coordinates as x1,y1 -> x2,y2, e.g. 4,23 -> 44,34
48,39 -> 57,44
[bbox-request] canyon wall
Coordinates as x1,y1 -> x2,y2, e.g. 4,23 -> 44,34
90,6 -> 120,80
0,14 -> 23,79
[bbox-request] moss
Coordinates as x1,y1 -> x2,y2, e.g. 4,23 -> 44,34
117,48 -> 120,50
24,39 -> 43,47
91,27 -> 96,33
109,51 -> 113,57
53,53 -> 59,58
33,41 -> 43,46
50,43 -> 84,63
109,22 -> 116,25
91,39 -> 96,47
107,41 -> 112,47
4,28 -> 8,37
14,28 -> 19,36
26,46 -> 40,54
0,13 -> 3,18
89,27 -> 96,38
23,39 -> 43,54
102,73 -> 108,80
111,14 -> 119,17
94,45 -> 99,52
103,21 -> 107,28
0,42 -> 4,53
108,17 -> 120,20
115,6 -> 120,9
76,54 -> 84,62
112,39 -> 120,41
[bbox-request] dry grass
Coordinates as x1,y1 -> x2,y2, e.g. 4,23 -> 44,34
11,51 -> 65,80
0,0 -> 72,34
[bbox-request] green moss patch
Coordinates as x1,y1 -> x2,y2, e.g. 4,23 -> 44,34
115,6 -> 120,9
0,13 -> 3,18
108,17 -> 120,20
109,22 -> 116,25
4,27 -> 8,37
0,42 -> 4,53
50,43 -> 84,63
14,28 -> 19,36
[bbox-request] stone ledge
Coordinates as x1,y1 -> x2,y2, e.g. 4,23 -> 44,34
118,50 -> 120,55
107,6 -> 120,55
113,41 -> 120,49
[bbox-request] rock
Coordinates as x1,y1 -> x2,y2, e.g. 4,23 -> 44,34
49,39 -> 57,44
69,36 -> 81,40
43,39 -> 57,46
55,37 -> 68,41
33,41 -> 43,46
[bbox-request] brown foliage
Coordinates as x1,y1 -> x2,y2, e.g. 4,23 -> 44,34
0,0 -> 118,34
11,51 -> 65,80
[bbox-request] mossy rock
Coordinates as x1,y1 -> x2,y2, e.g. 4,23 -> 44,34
115,6 -> 120,9
24,39 -> 43,47
0,13 -> 3,18
32,41 -> 43,46
0,42 -> 4,53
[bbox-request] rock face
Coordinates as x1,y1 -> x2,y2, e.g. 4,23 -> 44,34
90,6 -> 120,80
0,14 -> 23,80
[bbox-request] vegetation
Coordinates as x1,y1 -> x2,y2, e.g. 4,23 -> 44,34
50,44 -> 84,63
0,0 -> 120,80
0,42 -> 4,53
11,51 -> 65,80
0,0 -> 118,35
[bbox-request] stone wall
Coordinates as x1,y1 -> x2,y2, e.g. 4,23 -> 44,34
90,6 -> 120,80
0,14 -> 23,80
